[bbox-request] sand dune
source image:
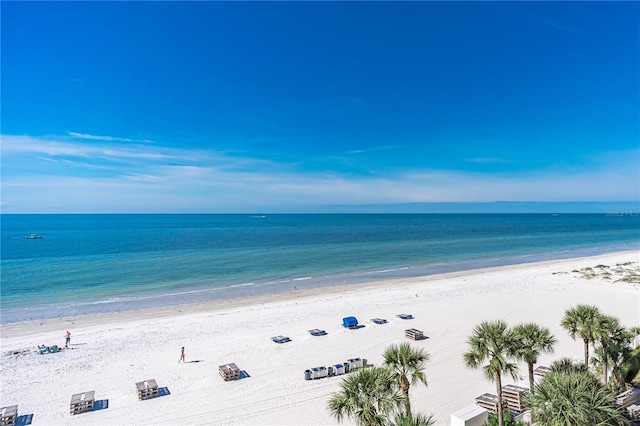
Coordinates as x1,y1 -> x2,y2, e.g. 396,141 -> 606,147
1,251 -> 638,425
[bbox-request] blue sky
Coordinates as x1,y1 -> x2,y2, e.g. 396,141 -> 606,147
2,1 -> 638,213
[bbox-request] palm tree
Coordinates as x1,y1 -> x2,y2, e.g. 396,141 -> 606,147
464,320 -> 519,426
327,366 -> 404,426
526,369 -> 629,425
392,412 -> 436,426
511,323 -> 556,392
561,304 -> 601,366
382,342 -> 429,417
549,357 -> 589,374
593,314 -> 623,386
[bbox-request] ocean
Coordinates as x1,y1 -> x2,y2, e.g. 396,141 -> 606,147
1,214 -> 638,324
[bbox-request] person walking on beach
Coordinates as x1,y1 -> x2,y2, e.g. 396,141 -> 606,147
65,331 -> 71,348
178,347 -> 185,363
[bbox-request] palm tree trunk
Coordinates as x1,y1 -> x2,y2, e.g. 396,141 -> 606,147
528,362 -> 535,392
495,372 -> 503,426
402,379 -> 411,417
583,338 -> 590,366
603,342 -> 609,386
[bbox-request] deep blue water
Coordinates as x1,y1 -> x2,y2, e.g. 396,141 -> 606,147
1,214 -> 638,323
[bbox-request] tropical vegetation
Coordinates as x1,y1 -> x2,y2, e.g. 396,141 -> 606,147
382,342 -> 429,417
463,320 -> 519,426
526,368 -> 629,425
328,344 -> 434,426
511,323 -> 556,392
561,304 -> 601,366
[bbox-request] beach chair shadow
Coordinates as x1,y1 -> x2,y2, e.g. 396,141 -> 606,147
15,414 -> 33,426
157,387 -> 171,397
93,400 -> 109,411
239,370 -> 250,379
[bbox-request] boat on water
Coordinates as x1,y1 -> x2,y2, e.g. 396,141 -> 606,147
25,234 -> 43,239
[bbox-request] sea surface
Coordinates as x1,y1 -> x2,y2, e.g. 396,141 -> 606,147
1,214 -> 639,324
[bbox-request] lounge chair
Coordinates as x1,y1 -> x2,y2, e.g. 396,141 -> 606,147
308,329 -> 327,336
396,314 -> 414,320
371,318 -> 387,324
271,335 -> 291,343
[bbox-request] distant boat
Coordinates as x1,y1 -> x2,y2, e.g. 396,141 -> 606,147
25,234 -> 43,239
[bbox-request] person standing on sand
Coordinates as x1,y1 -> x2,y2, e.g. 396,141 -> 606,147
178,346 -> 185,363
65,331 -> 71,348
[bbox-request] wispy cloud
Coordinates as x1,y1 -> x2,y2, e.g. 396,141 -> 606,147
68,132 -> 156,144
466,157 -> 513,164
1,133 -> 637,213
508,8 -> 585,36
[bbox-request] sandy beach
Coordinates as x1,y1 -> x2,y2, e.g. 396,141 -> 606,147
1,251 -> 638,425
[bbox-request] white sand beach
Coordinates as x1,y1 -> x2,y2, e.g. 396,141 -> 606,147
1,251 -> 639,425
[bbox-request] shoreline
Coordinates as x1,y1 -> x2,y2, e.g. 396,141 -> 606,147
1,249 -> 638,425
2,248 -> 637,337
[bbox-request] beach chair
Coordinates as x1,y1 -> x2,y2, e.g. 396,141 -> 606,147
308,329 -> 327,336
271,335 -> 291,343
0,405 -> 18,426
371,318 -> 387,324
396,314 -> 414,320
70,391 -> 95,415
136,379 -> 159,400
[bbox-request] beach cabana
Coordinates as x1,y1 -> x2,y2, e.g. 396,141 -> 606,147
342,316 -> 359,329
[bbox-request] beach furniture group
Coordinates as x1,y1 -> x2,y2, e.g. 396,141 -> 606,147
70,390 -> 95,415
396,314 -> 414,320
474,385 -> 528,415
371,318 -> 387,324
308,328 -> 327,336
0,405 -> 18,426
38,345 -> 60,355
616,388 -> 640,420
404,328 -> 425,340
219,362 -> 241,381
136,379 -> 159,400
304,356 -> 367,380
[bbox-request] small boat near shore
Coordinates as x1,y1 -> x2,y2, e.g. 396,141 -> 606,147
25,234 -> 43,239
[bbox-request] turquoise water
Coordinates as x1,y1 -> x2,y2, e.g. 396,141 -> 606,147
1,214 -> 638,323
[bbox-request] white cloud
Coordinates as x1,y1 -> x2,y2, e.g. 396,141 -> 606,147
68,132 -> 156,144
1,134 -> 637,213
